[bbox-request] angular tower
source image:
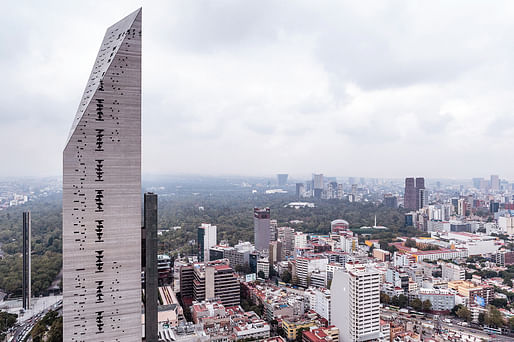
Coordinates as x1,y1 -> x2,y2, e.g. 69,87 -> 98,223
63,9 -> 142,342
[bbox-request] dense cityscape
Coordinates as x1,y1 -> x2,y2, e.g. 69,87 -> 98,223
2,2 -> 514,342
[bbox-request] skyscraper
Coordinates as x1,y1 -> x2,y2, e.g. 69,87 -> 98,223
62,9 -> 142,341
404,178 -> 416,210
22,211 -> 31,310
254,208 -> 271,251
277,174 -> 288,186
295,183 -> 304,199
491,174 -> 500,191
332,265 -> 381,341
313,174 -> 324,199
142,193 -> 158,342
416,177 -> 426,209
198,223 -> 217,262
404,177 -> 425,210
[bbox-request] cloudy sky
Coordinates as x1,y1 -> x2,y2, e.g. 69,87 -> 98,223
2,1 -> 514,180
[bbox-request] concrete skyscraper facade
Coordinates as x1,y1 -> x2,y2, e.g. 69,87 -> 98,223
22,211 -> 31,310
332,265 -> 381,342
254,208 -> 271,251
143,193 -> 158,342
62,9 -> 142,341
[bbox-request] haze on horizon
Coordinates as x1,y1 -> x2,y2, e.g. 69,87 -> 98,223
2,1 -> 514,180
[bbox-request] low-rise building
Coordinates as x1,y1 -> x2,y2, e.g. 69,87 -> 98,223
302,326 -> 339,342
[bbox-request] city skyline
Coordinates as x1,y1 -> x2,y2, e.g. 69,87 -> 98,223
2,1 -> 514,179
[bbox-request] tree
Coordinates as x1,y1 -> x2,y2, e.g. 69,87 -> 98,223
422,299 -> 432,312
411,298 -> 422,311
485,305 -> 504,328
258,270 -> 266,279
509,316 -> 514,331
405,239 -> 417,248
380,292 -> 390,304
398,294 -> 408,308
46,317 -> 63,342
281,270 -> 292,283
478,312 -> 485,325
456,306 -> 471,322
296,327 -> 308,342
491,298 -> 508,309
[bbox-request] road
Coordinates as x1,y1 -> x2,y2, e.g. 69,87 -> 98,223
381,308 -> 514,341
5,299 -> 62,342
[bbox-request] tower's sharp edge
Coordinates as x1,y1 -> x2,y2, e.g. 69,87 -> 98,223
65,8 -> 141,147
63,8 -> 142,342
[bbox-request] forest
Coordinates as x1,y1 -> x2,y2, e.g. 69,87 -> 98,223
0,194 -> 62,297
0,182 -> 418,296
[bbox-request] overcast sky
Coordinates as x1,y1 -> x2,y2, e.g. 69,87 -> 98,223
2,1 -> 514,180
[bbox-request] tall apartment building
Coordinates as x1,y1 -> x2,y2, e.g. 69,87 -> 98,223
62,9 -> 142,341
496,250 -> 514,267
295,256 -> 328,288
269,241 -> 283,264
254,208 -> 271,251
270,219 -> 278,242
294,232 -> 308,250
305,288 -> 332,325
179,264 -> 194,302
198,223 -> 217,262
441,262 -> 465,281
277,226 -> 295,258
332,265 -> 381,342
192,260 -> 240,307
209,241 -> 255,268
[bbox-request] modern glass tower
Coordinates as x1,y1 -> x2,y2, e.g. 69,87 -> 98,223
63,9 -> 142,341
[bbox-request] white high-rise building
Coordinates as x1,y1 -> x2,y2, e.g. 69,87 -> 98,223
63,9 -> 142,341
441,262 -> 465,281
305,287 -> 332,324
198,223 -> 217,262
499,215 -> 514,235
332,265 -> 381,342
294,232 -> 308,250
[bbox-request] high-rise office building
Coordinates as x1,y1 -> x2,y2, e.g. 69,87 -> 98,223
254,208 -> 271,251
295,183 -> 305,198
383,194 -> 398,208
313,174 -> 324,199
198,223 -> 217,262
277,174 -> 288,186
22,211 -> 31,310
192,260 -> 240,307
404,178 -> 416,210
404,177 -> 425,210
491,175 -> 500,191
472,178 -> 483,189
332,265 -> 381,342
277,226 -> 295,258
62,9 -> 142,341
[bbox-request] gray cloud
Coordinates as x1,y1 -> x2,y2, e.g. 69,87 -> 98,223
2,1 -> 514,179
